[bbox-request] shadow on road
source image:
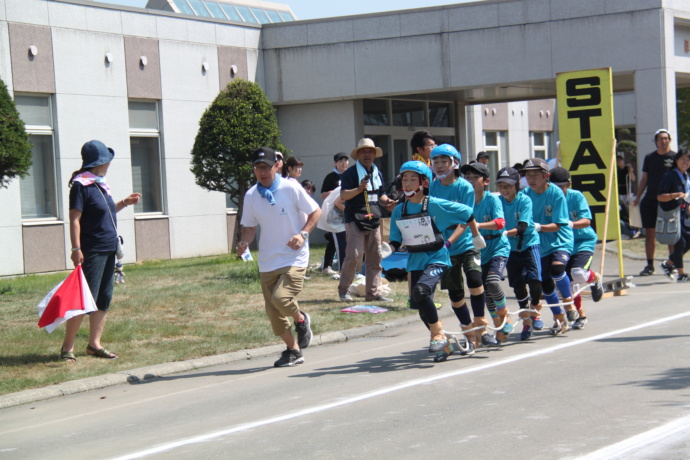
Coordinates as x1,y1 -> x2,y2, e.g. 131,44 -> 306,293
130,366 -> 269,385
620,367 -> 690,391
290,348 -> 489,378
595,334 -> 690,343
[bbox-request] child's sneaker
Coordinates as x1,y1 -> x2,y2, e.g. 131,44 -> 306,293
532,316 -> 544,330
572,316 -> 588,329
566,309 -> 579,323
520,325 -> 532,341
677,273 -> 690,282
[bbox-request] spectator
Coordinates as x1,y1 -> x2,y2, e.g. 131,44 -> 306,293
275,151 -> 286,178
320,152 -> 349,276
60,140 -> 141,362
285,156 -> 304,180
617,154 -> 640,239
476,151 -> 490,165
410,130 -> 436,166
338,138 -> 397,302
301,179 -> 316,196
237,147 -> 320,367
656,148 -> 690,282
634,129 -> 676,276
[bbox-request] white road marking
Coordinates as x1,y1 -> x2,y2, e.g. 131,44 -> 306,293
112,310 -> 690,460
573,413 -> 690,459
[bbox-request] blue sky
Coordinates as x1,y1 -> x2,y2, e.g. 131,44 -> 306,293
94,0 -> 477,20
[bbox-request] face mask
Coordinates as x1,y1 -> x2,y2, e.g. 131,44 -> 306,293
404,187 -> 422,197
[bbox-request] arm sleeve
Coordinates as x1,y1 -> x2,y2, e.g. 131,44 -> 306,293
515,221 -> 528,235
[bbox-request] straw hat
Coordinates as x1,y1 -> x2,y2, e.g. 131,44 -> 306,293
350,138 -> 383,160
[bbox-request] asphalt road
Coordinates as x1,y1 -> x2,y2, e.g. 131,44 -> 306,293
2,254 -> 690,459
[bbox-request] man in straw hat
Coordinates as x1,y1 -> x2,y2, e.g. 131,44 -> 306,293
338,138 -> 397,302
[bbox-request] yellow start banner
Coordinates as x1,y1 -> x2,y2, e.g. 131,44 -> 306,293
556,67 -> 619,241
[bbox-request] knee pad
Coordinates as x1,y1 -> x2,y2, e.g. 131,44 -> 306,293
412,283 -> 432,305
466,270 -> 483,289
542,278 -> 555,294
550,263 -> 566,278
484,273 -> 503,299
571,267 -> 589,285
513,283 -> 528,301
448,289 -> 464,303
528,279 -> 543,304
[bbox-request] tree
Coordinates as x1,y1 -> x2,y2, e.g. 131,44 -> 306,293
0,77 -> 32,188
190,79 -> 287,244
677,87 -> 690,148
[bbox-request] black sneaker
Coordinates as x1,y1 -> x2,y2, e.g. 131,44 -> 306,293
661,261 -> 677,278
639,265 -> 655,276
295,311 -> 313,349
274,348 -> 304,367
590,272 -> 604,302
480,333 -> 499,347
677,274 -> 690,282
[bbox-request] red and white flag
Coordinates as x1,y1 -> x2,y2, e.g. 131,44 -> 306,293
37,265 -> 97,333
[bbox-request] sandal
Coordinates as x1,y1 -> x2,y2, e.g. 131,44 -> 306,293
86,345 -> 118,359
59,350 -> 77,362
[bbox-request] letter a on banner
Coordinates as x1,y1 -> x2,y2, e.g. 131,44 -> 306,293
556,68 -> 619,242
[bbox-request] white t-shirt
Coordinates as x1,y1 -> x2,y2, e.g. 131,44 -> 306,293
241,178 -> 319,272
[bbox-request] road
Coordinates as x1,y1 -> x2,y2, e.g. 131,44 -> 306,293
2,255 -> 690,459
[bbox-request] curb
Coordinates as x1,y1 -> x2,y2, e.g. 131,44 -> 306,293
0,310 -> 429,410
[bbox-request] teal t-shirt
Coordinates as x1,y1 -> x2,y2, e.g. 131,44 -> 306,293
390,196 -> 473,271
566,189 -> 597,254
474,191 -> 511,264
429,177 -> 474,255
499,192 -> 540,252
522,184 -> 574,256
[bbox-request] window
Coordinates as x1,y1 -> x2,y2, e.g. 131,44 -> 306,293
265,10 -> 283,23
531,132 -> 549,159
234,6 -> 258,23
250,8 -> 271,24
220,4 -> 242,21
428,102 -> 452,127
392,100 -> 425,127
129,101 -> 164,214
278,11 -> 295,22
363,99 -> 389,126
172,0 -> 195,15
483,131 -> 507,192
186,0 -> 211,17
203,1 -> 226,19
16,95 -> 58,219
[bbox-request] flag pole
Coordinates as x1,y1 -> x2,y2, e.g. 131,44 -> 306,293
599,139 -> 618,276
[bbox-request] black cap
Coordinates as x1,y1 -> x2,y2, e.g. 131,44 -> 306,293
496,167 -> 520,185
251,147 -> 277,166
333,152 -> 348,162
549,167 -> 571,185
476,151 -> 490,160
523,158 -> 550,172
461,162 -> 490,178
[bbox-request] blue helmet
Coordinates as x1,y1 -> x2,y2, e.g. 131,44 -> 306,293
400,161 -> 432,182
430,144 -> 461,162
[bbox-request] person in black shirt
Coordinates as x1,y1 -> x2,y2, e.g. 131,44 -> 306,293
634,129 -> 676,275
320,152 -> 349,275
61,140 -> 141,362
656,149 -> 690,281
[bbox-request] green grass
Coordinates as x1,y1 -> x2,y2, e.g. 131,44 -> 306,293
0,246 -> 412,395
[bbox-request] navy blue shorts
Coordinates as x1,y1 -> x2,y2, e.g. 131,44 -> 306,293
507,245 -> 541,287
566,250 -> 593,272
409,263 -> 447,310
482,256 -> 507,280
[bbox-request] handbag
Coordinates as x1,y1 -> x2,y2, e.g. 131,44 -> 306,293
96,185 -> 124,260
655,205 -> 681,245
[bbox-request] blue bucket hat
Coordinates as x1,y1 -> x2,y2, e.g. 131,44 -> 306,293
81,140 -> 115,169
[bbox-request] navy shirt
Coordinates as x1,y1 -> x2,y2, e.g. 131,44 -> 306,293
69,182 -> 118,253
641,150 -> 675,202
340,163 -> 385,223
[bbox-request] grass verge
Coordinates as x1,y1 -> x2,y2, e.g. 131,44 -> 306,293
0,246 -> 412,395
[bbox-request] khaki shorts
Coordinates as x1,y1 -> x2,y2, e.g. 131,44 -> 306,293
259,266 -> 307,336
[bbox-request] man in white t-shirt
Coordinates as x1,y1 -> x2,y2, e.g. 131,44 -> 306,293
237,147 -> 321,367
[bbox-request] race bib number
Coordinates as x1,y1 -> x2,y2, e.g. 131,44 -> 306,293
397,215 -> 436,247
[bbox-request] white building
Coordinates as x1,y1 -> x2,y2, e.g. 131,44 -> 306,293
1,0 -> 688,276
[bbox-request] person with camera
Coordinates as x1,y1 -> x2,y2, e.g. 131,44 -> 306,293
337,138 -> 396,302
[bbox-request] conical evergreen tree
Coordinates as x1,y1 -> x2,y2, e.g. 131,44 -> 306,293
0,77 -> 32,188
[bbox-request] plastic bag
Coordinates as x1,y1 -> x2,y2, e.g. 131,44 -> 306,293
317,186 -> 346,233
